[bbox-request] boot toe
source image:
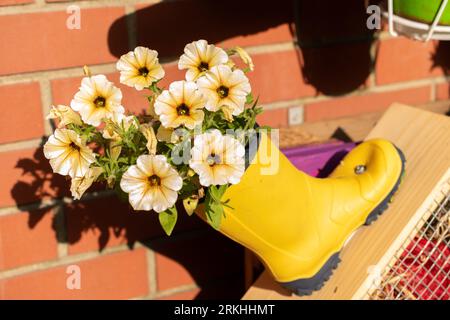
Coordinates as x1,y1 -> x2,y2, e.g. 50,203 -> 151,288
330,138 -> 405,203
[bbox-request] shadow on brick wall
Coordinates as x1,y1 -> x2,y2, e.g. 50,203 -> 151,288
294,0 -> 379,95
108,0 -> 379,96
108,0 -> 295,60
10,137 -> 245,299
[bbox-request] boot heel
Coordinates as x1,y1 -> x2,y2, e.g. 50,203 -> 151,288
279,252 -> 341,296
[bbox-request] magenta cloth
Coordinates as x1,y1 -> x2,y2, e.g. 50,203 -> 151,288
281,142 -> 357,177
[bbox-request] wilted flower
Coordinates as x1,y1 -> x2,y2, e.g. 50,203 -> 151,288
102,113 -> 138,141
70,166 -> 103,200
47,105 -> 82,127
140,123 -> 158,155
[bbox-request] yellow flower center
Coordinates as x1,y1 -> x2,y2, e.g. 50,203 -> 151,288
198,61 -> 209,72
69,142 -> 80,152
94,96 -> 106,108
217,86 -> 229,99
148,174 -> 161,187
206,153 -> 221,166
176,103 -> 190,116
139,67 -> 149,77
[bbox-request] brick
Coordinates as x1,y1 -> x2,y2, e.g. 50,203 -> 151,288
257,108 -> 288,128
305,86 -> 431,122
0,83 -> 45,144
154,231 -> 243,291
0,0 -> 33,6
436,82 -> 450,101
249,49 -> 315,104
65,196 -> 204,255
0,147 -> 69,208
0,209 -> 58,271
0,8 -> 128,75
132,0 -> 294,59
0,249 -> 148,299
376,38 -> 443,85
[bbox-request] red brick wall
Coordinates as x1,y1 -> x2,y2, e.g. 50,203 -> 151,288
0,0 -> 449,300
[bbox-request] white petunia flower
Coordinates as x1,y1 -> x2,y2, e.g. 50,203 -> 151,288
154,80 -> 205,130
70,166 -> 103,200
43,129 -> 96,178
116,47 -> 165,91
197,65 -> 251,116
178,40 -> 228,81
120,155 -> 183,212
71,75 -> 124,127
189,129 -> 245,187
47,105 -> 83,127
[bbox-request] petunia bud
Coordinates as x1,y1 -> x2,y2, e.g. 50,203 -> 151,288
140,123 -> 158,155
234,47 -> 254,71
221,106 -> 234,122
109,142 -> 122,161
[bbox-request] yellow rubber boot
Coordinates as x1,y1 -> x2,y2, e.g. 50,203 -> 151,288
202,132 -> 405,296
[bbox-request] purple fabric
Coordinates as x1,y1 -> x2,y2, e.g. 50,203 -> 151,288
281,142 -> 357,177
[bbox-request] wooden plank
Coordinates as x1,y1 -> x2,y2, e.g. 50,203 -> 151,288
279,100 -> 450,148
243,103 -> 450,300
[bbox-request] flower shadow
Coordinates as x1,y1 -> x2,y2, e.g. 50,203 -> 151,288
9,137 -> 245,299
108,0 -> 380,97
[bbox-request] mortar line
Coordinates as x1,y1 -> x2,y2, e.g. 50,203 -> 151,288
54,204 -> 69,258
39,78 -> 53,135
151,283 -> 199,300
0,190 -> 115,216
0,138 -> 42,153
431,79 -> 437,101
0,226 -> 212,281
0,243 -> 130,280
145,249 -> 158,299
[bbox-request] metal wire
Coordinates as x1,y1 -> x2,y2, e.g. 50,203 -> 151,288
370,181 -> 450,300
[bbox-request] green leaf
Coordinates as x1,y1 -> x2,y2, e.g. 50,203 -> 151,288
246,93 -> 254,104
204,185 -> 228,229
158,206 -> 178,236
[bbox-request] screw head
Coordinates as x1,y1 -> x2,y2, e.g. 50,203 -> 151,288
354,165 -> 366,175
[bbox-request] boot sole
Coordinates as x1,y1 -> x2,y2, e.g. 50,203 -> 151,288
279,145 -> 406,297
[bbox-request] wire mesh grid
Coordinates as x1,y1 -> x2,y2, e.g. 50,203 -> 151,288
370,179 -> 450,300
